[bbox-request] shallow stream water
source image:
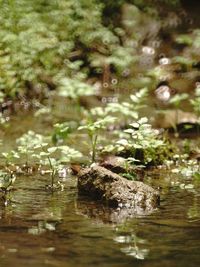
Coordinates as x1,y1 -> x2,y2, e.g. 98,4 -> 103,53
0,166 -> 200,267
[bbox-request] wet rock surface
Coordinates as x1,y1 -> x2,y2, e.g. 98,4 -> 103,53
78,165 -> 159,212
100,156 -> 129,174
100,155 -> 144,180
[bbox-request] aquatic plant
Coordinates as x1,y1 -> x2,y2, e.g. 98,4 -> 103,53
52,121 -> 78,145
119,157 -> 144,181
15,130 -> 82,189
35,145 -> 81,189
106,87 -> 148,120
108,117 -> 166,164
34,144 -> 82,190
169,93 -> 189,135
78,116 -> 116,163
16,131 -> 48,167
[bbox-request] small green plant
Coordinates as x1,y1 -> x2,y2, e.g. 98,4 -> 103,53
16,131 -> 48,168
169,93 -> 189,136
37,145 -> 60,190
115,117 -> 165,164
52,121 -> 77,145
58,145 -> 82,164
16,130 -> 82,189
78,116 -> 116,163
34,144 -> 82,190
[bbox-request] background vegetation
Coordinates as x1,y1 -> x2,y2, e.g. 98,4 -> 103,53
0,0 -> 182,101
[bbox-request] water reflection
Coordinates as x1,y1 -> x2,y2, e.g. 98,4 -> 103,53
114,234 -> 149,260
28,221 -> 56,235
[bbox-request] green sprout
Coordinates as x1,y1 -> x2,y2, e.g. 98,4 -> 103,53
16,131 -> 48,168
35,144 -> 82,190
169,93 -> 189,136
38,146 -> 59,190
116,117 -> 165,164
16,130 -> 82,190
78,116 -> 116,163
52,121 -> 77,145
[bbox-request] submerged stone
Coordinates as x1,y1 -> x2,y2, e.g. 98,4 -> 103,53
78,165 -> 159,212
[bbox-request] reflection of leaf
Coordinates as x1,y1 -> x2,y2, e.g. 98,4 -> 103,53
28,221 -> 56,235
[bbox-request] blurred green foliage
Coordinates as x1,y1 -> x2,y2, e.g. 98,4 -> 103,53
0,0 -> 110,98
0,0 -> 182,101
0,0 -> 134,100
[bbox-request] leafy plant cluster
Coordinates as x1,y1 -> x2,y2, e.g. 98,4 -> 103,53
104,117 -> 167,165
0,0 -> 184,103
0,0 -> 138,100
1,130 -> 82,191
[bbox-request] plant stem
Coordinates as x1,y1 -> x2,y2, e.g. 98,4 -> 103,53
51,170 -> 55,188
91,134 -> 98,163
26,147 -> 29,168
40,145 -> 56,188
174,108 -> 179,137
